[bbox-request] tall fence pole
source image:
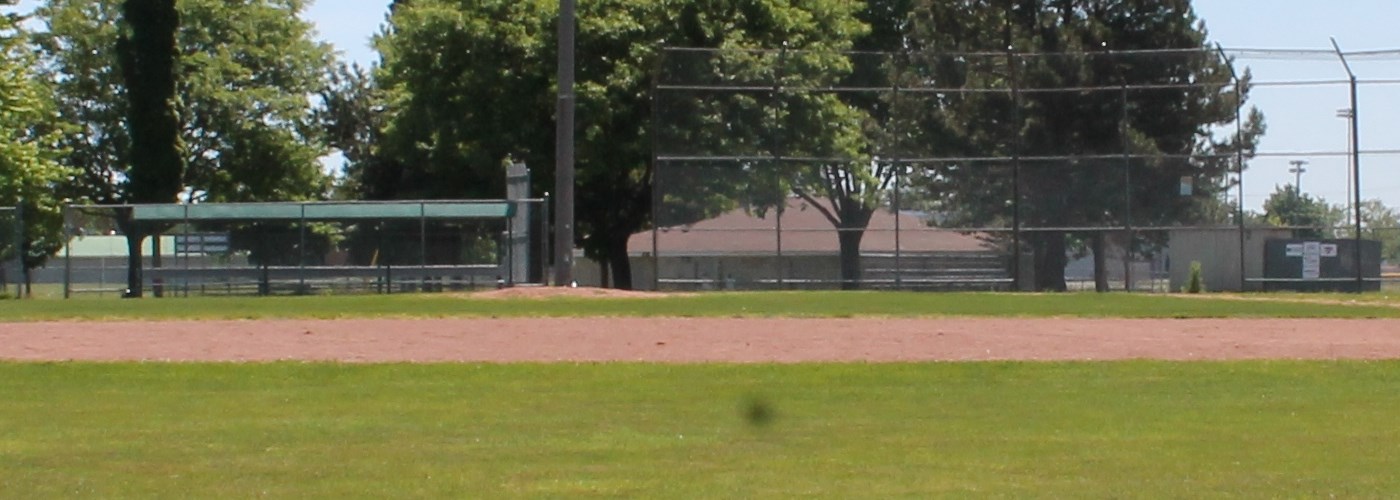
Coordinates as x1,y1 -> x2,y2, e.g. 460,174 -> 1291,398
1121,83 -> 1134,292
650,65 -> 660,291
1331,38 -> 1364,291
772,44 -> 788,289
891,52 -> 904,290
553,0 -> 577,287
1007,48 -> 1024,291
1216,45 -> 1248,292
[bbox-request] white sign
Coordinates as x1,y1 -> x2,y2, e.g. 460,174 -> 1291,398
1321,244 -> 1339,257
1285,243 -> 1305,257
175,233 -> 230,254
1302,241 -> 1322,280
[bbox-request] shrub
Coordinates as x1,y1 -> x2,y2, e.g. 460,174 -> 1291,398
1186,261 -> 1205,294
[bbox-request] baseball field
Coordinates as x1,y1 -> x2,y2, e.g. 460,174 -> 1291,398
3,290 -> 1400,497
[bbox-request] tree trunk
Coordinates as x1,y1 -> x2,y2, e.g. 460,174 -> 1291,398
1092,232 -> 1109,292
1122,231 -> 1133,292
123,232 -> 145,298
22,241 -> 31,298
1033,232 -> 1068,292
837,228 -> 865,290
115,210 -> 144,298
598,258 -> 611,289
606,231 -> 633,290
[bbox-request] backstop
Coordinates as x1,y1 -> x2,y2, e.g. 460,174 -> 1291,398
651,46 -> 1400,292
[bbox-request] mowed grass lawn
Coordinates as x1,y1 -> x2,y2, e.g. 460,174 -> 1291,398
5,293 -> 1399,496
4,291 -> 1400,321
3,362 -> 1399,497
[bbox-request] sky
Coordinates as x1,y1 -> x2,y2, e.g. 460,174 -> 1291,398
11,0 -> 1400,214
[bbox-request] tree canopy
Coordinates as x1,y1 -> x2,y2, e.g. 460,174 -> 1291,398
0,6 -> 71,289
33,0 -> 335,295
37,0 -> 334,206
371,0 -> 866,288
900,0 -> 1265,290
1263,185 -> 1343,240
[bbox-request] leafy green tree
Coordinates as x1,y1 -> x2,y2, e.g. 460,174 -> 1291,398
0,5 -> 72,294
1262,185 -> 1342,239
902,0 -> 1264,291
316,62 -> 386,199
35,0 -> 335,295
1355,200 -> 1400,264
373,0 -> 866,288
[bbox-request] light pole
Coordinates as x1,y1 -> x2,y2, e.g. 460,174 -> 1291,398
1288,160 -> 1308,196
1337,108 -> 1355,225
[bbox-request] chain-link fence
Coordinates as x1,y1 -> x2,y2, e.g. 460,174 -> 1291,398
650,46 -> 1397,292
0,206 -> 21,297
53,200 -> 547,298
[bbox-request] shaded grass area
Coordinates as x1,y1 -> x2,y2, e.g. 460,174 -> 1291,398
2,362 -> 1398,497
4,291 -> 1400,321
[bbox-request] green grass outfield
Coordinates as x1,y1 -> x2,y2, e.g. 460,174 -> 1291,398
6,293 -> 1398,496
4,291 -> 1400,321
3,362 -> 1398,497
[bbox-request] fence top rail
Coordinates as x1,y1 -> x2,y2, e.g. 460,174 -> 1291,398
70,201 -> 523,222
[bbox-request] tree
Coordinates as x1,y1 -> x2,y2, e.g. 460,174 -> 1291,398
35,0 -> 335,296
317,62 -> 386,200
0,5 -> 72,295
902,0 -> 1264,291
114,0 -> 182,297
1355,200 -> 1400,264
372,0 -> 865,289
1263,185 -> 1342,239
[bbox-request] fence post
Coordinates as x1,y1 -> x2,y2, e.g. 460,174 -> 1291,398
772,44 -> 788,290
62,206 -> 72,299
1120,82 -> 1134,292
299,204 -> 307,294
1007,47 -> 1024,292
507,162 -> 531,285
891,52 -> 904,291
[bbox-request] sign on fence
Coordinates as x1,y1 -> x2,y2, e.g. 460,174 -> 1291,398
175,233 -> 230,254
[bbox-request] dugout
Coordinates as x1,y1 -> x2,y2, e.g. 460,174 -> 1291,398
61,198 -> 545,297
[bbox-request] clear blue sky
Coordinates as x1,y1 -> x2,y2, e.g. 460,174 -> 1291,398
12,0 -> 1400,213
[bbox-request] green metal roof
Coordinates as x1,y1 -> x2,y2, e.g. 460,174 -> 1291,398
132,202 -> 513,222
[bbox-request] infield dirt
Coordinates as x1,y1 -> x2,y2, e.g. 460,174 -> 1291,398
3,318 -> 1399,363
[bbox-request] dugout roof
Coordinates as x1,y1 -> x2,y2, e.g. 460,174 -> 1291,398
131,201 -> 514,222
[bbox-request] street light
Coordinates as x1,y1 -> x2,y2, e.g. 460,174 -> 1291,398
1288,160 -> 1308,195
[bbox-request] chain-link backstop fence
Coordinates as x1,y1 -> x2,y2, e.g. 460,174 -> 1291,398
53,200 -> 547,298
651,46 -> 1399,292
